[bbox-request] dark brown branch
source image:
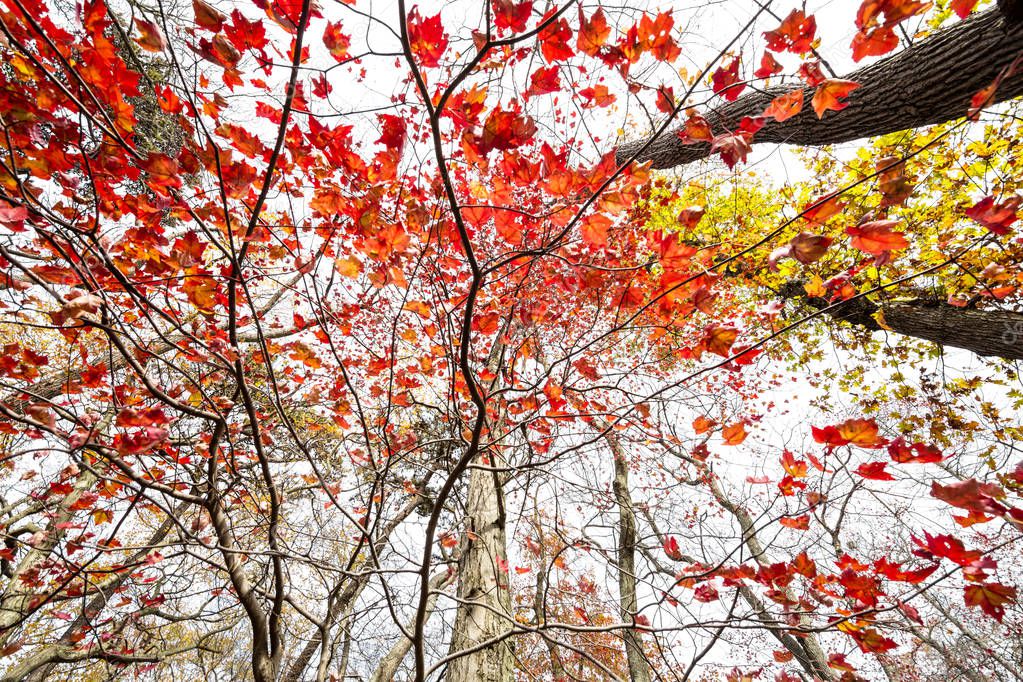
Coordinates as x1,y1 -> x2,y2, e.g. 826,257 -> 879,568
617,8 -> 1023,169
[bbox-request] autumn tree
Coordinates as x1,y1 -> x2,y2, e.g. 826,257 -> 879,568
0,0 -> 1022,681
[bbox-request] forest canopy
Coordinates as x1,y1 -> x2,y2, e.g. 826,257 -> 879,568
1,0 -> 1023,680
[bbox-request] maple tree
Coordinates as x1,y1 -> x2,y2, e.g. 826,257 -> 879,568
1,0 -> 1023,681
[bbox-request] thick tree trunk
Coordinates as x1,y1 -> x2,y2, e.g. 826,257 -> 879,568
617,8 -> 1023,169
605,430 -> 652,682
446,460 -> 514,682
783,284 -> 1023,360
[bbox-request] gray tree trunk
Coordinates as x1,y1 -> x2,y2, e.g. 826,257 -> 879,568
605,429 -> 652,682
446,460 -> 514,682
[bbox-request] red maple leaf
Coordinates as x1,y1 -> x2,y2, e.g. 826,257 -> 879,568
638,11 -> 681,62
855,461 -> 895,480
913,532 -> 982,566
525,66 -> 561,98
493,0 -> 532,33
710,132 -> 752,169
753,51 -> 783,79
323,22 -> 351,61
763,9 -> 816,54
538,15 -> 574,62
964,582 -> 1017,621
407,7 -> 447,67
663,535 -> 684,561
965,195 -> 1021,235
480,106 -> 537,154
711,57 -> 745,101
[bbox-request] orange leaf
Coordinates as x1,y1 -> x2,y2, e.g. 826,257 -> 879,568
692,415 -> 716,434
704,324 -> 738,357
580,213 -> 611,247
680,113 -> 713,142
638,11 -> 681,61
781,450 -> 807,478
134,18 -> 167,52
193,0 -> 226,31
763,89 -> 804,122
721,421 -> 747,446
577,7 -> 610,57
335,256 -> 361,278
804,275 -> 826,297
838,418 -> 884,447
579,84 -> 616,108
811,79 -> 859,118
779,514 -> 809,530
802,194 -> 842,226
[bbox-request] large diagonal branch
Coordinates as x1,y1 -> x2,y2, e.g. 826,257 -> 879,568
617,7 -> 1023,169
779,281 -> 1023,360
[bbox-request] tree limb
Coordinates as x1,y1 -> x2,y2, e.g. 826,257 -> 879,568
617,8 -> 1023,169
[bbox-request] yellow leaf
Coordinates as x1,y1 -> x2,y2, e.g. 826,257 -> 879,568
335,256 -> 361,278
804,275 -> 826,297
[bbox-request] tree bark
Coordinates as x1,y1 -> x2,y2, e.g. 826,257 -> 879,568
879,301 -> 1023,360
605,429 -> 652,682
782,284 -> 1023,360
616,8 -> 1023,169
446,459 -> 514,682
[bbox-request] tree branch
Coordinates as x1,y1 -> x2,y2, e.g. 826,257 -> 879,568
617,8 -> 1023,169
